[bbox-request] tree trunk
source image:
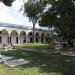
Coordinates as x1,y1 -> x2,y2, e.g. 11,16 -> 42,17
33,22 -> 35,43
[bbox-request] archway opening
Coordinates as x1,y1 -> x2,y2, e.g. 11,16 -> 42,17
28,32 -> 33,43
1,29 -> 8,35
46,33 -> 50,43
20,31 -> 26,43
1,29 -> 9,45
11,30 -> 18,44
35,33 -> 39,43
41,33 -> 44,43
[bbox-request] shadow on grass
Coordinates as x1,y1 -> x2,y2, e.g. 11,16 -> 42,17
1,50 -> 75,75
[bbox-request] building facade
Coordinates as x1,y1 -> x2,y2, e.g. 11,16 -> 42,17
0,23 -> 50,46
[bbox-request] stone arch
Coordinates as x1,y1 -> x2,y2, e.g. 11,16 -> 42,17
0,29 -> 9,45
1,29 -> 9,35
20,31 -> 26,36
10,30 -> 18,45
11,30 -> 18,36
28,32 -> 33,43
35,32 -> 39,43
28,32 -> 33,36
20,31 -> 26,43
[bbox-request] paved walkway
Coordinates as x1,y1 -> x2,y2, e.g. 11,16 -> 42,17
0,55 -> 30,67
0,55 -> 14,62
61,51 -> 75,57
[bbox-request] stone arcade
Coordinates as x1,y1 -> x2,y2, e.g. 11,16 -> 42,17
0,22 -> 50,46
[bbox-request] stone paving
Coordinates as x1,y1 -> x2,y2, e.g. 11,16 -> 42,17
0,55 -> 14,62
1,55 -> 14,61
0,55 -> 30,67
61,51 -> 75,56
4,59 -> 30,67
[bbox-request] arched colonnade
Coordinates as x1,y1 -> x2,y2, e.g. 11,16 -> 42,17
0,29 -> 50,46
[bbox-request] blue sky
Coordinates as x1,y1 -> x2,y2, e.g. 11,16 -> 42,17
0,0 -> 40,28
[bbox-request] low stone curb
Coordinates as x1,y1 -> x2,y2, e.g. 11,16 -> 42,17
13,46 -> 55,54
13,46 -> 75,57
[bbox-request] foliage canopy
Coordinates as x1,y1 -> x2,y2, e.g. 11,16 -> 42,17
0,0 -> 15,6
40,0 -> 75,40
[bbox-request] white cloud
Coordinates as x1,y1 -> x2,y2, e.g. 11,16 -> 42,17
0,0 -> 40,28
12,0 -> 24,11
0,2 -> 18,24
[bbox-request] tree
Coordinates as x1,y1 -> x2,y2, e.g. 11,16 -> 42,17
24,1 -> 45,43
39,0 -> 75,46
0,0 -> 15,6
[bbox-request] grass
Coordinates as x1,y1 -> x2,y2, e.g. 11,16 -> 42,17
0,50 -> 75,75
16,43 -> 54,50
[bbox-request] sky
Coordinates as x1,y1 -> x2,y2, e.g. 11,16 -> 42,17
0,0 -> 40,28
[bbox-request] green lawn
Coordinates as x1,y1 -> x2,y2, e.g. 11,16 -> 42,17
16,43 -> 54,50
0,50 -> 75,75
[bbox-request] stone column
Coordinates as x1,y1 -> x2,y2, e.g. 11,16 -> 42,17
26,35 -> 29,43
39,34 -> 41,43
8,34 -> 11,46
18,35 -> 20,44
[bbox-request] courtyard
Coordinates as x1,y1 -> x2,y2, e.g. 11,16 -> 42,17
0,0 -> 75,75
0,49 -> 75,75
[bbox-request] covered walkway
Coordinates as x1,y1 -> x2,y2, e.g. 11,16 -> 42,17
0,27 -> 50,46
